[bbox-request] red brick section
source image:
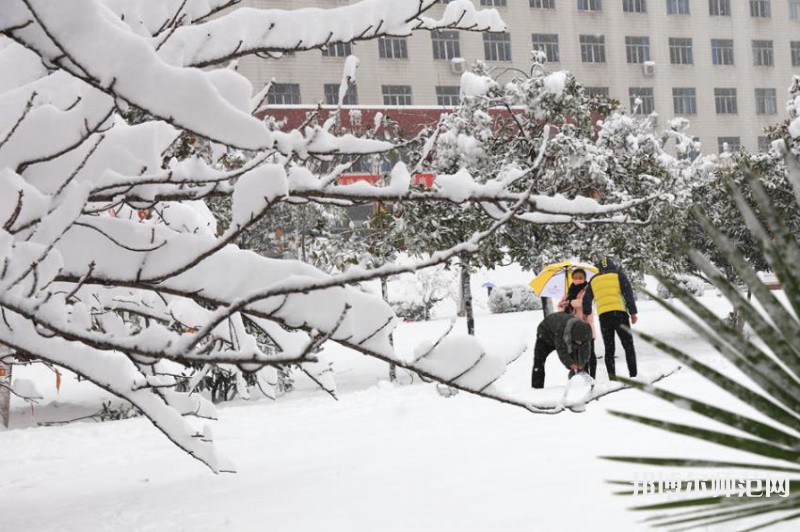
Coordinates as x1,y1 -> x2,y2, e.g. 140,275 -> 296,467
258,106 -> 603,187
257,106 -> 449,136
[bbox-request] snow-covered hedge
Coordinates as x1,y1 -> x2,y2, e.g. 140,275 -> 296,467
656,275 -> 705,299
488,285 -> 543,314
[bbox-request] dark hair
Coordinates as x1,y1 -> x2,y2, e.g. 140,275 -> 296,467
572,268 -> 587,280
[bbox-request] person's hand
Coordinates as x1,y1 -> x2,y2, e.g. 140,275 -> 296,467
630,314 -> 638,325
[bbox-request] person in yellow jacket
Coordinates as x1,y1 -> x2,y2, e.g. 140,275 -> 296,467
581,256 -> 638,379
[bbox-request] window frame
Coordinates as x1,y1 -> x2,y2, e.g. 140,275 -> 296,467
711,38 -> 734,65
714,88 -> 738,114
435,86 -> 461,106
752,40 -> 774,66
579,34 -> 606,63
378,37 -> 408,59
483,32 -> 512,62
623,0 -> 647,12
625,36 -> 651,64
577,0 -> 603,11
791,0 -> 800,19
754,88 -> 777,115
669,37 -> 693,64
718,136 -> 741,153
629,87 -> 655,115
531,33 -> 560,63
709,0 -> 731,16
267,83 -> 301,105
666,0 -> 690,14
672,87 -> 697,115
321,42 -> 352,58
431,30 -> 461,60
749,0 -> 771,17
323,83 -> 358,105
381,85 -> 413,106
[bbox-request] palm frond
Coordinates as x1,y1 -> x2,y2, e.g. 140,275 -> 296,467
606,166 -> 800,530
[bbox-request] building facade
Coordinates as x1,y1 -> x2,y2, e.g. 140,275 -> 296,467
239,0 -> 800,153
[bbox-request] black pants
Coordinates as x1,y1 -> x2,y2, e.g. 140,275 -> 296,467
532,338 -> 597,388
599,311 -> 637,378
587,340 -> 597,379
531,337 -> 554,389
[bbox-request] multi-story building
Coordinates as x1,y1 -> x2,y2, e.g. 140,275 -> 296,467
239,0 -> 800,153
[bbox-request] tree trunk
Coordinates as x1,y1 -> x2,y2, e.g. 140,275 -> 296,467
381,276 -> 397,382
0,361 -> 11,428
541,297 -> 553,318
460,256 -> 475,336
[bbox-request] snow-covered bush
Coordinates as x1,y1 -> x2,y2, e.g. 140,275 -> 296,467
391,265 -> 458,321
0,0 -> 664,470
488,285 -> 543,314
656,275 -> 705,299
390,300 -> 428,321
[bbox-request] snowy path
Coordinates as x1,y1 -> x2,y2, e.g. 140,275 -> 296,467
1,296 -> 794,531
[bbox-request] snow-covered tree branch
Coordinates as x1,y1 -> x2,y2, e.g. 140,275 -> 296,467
0,0 -> 676,471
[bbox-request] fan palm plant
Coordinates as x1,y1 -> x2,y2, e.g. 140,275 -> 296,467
604,162 -> 800,530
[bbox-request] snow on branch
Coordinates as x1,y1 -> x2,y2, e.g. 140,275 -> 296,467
0,0 -> 681,472
158,0 -> 506,68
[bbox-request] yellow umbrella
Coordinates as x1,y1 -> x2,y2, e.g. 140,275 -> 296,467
529,261 -> 599,298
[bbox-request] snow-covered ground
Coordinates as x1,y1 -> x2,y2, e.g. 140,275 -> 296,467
1,275 -> 793,532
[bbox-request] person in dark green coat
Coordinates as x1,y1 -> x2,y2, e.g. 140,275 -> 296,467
531,312 -> 593,388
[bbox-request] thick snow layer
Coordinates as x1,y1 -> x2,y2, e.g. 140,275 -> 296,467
1,289 -> 795,532
543,71 -> 567,96
460,71 -> 495,98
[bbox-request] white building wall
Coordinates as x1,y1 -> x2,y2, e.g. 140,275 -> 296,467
238,0 -> 800,153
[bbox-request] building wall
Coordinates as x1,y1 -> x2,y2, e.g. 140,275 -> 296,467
237,0 -> 800,153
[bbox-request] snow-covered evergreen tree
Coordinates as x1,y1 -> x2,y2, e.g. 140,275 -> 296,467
0,0 -> 670,470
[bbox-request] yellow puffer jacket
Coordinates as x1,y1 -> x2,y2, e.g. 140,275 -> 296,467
589,273 -> 627,314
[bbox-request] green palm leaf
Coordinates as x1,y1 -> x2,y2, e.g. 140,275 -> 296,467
606,167 -> 800,530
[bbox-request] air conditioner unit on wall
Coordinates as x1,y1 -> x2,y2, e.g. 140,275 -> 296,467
642,61 -> 655,76
450,57 -> 466,74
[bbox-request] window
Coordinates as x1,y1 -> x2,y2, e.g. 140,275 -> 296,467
629,87 -> 655,114
378,37 -> 408,59
718,137 -> 741,152
484,33 -> 512,61
577,0 -> 603,11
431,31 -> 460,60
532,34 -> 560,62
267,83 -> 301,105
666,0 -> 690,14
623,0 -> 647,12
580,35 -> 606,62
752,40 -> 774,66
669,38 -> 693,64
792,41 -> 800,66
530,0 -> 556,7
625,36 -> 650,63
758,136 -> 771,151
749,0 -> 771,17
382,85 -> 412,106
709,0 -> 730,15
714,88 -> 738,114
755,88 -> 777,114
672,87 -> 697,114
481,0 -> 507,5
711,39 -> 734,65
436,86 -> 461,106
791,0 -> 800,19
324,83 -> 358,105
321,42 -> 352,57
585,86 -> 610,97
